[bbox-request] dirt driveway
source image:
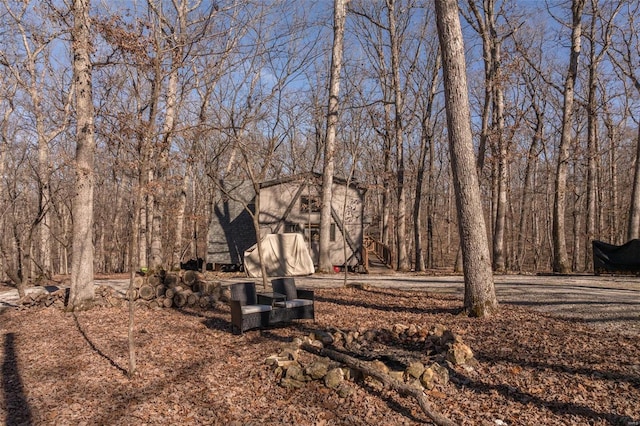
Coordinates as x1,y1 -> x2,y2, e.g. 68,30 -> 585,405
2,272 -> 639,335
259,272 -> 640,336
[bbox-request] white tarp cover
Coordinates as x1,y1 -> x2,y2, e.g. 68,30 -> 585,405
244,233 -> 315,278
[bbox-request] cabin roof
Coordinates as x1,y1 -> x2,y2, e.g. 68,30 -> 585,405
259,171 -> 367,193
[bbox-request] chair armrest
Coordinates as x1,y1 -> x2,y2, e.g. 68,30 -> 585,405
296,289 -> 314,301
257,292 -> 287,306
230,299 -> 243,316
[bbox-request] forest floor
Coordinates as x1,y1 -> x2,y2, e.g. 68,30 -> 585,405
1,272 -> 639,425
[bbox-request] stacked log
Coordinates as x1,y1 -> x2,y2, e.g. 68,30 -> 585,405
128,270 -> 226,310
17,285 -> 123,310
15,271 -> 227,311
17,288 -> 67,310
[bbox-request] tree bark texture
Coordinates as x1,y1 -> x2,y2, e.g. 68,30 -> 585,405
435,0 -> 498,317
319,0 -> 346,273
69,0 -> 95,311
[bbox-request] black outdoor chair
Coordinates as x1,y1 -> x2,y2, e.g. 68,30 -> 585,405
229,282 -> 272,334
271,277 -> 315,322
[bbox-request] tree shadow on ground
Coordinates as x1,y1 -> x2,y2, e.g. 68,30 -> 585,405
450,370 -> 638,425
2,332 -> 33,426
474,347 -> 640,389
314,294 -> 463,316
73,313 -> 128,376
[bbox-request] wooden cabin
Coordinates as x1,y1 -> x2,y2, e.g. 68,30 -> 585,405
207,172 -> 367,272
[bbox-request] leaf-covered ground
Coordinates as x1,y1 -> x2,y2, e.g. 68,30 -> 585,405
1,286 -> 639,425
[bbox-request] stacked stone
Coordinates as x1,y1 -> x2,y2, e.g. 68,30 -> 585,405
265,323 -> 476,397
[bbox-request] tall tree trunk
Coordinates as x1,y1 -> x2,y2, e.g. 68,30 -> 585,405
629,124 -> 640,240
492,78 -> 507,272
69,0 -> 95,311
435,0 -> 498,317
387,0 -> 410,272
149,2 -> 183,271
584,0 -> 618,267
426,124 -> 436,269
585,34 -> 597,270
516,92 -> 543,272
127,164 -> 143,377
382,132 -> 392,250
465,0 -> 506,272
0,94 -> 15,287
603,104 -> 619,243
413,122 -> 428,272
172,166 -> 190,269
320,0 -> 346,273
553,0 -> 585,273
413,53 -> 440,272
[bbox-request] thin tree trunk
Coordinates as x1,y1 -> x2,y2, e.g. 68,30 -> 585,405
413,124 -> 428,272
413,53 -> 440,272
603,104 -> 619,243
172,164 -> 191,269
517,97 -> 542,272
426,133 -> 436,269
127,170 -> 143,377
492,80 -> 507,272
0,93 -> 13,285
553,0 -> 585,273
387,0 -> 410,272
628,124 -> 640,240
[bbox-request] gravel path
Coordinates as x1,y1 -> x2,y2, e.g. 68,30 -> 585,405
2,272 -> 639,334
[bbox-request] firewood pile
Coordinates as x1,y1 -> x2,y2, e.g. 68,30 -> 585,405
17,287 -> 69,310
125,270 -> 229,310
17,285 -> 124,310
16,270 -> 229,311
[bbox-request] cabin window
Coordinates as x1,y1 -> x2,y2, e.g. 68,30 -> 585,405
300,195 -> 321,213
285,223 -> 301,233
302,223 -> 335,242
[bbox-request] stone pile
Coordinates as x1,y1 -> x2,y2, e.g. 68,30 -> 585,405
265,323 -> 476,396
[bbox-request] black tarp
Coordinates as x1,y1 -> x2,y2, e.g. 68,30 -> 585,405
592,239 -> 640,274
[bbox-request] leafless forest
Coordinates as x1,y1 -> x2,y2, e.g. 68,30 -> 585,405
1,0 -> 639,285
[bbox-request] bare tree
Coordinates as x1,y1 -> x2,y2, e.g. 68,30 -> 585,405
552,0 -> 585,274
435,0 -> 498,317
0,75 -> 19,290
319,0 -> 347,274
516,67 -> 546,272
608,2 -> 640,241
387,0 -> 410,271
582,0 -> 621,270
462,0 -> 514,272
349,0 -> 419,271
0,0 -> 72,280
68,0 -> 95,311
408,22 -> 441,272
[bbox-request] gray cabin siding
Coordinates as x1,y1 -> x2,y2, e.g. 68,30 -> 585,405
207,181 -> 256,266
207,173 -> 366,268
